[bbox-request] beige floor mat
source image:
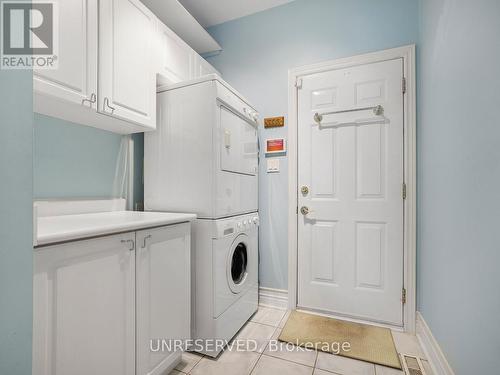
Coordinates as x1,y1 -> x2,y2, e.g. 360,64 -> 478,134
279,310 -> 401,369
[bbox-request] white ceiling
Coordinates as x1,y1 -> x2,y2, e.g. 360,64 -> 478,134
142,0 -> 221,53
178,0 -> 295,28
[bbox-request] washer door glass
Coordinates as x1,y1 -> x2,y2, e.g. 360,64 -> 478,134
231,242 -> 248,285
227,237 -> 249,294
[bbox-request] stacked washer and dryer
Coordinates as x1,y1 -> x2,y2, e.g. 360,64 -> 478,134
144,74 -> 259,357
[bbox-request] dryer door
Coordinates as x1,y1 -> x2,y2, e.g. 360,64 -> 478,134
220,106 -> 258,176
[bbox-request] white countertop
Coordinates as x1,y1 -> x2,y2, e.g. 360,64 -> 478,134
36,210 -> 196,246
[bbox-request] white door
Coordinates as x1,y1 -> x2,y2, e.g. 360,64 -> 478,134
33,233 -> 136,375
297,58 -> 405,325
99,0 -> 156,128
136,223 -> 191,375
33,0 -> 98,108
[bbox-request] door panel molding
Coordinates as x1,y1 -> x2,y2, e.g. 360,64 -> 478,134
287,45 -> 417,332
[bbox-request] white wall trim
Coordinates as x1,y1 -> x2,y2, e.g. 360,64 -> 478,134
416,312 -> 455,375
259,287 -> 288,309
287,45 -> 417,332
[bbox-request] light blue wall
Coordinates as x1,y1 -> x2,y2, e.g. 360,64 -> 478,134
418,0 -> 500,373
0,63 -> 33,373
34,114 -> 123,198
206,0 -> 419,290
34,114 -> 144,205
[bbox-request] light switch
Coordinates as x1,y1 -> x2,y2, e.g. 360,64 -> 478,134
267,159 -> 280,173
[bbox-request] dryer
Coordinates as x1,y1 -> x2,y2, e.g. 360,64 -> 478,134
144,75 -> 259,219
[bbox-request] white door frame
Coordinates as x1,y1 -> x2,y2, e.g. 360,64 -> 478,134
287,45 -> 417,333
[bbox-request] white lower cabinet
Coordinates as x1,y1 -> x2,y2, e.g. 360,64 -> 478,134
136,223 -> 191,375
33,232 -> 136,375
33,223 -> 191,375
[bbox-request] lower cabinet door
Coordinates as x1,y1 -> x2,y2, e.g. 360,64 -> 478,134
136,223 -> 191,375
33,233 -> 136,375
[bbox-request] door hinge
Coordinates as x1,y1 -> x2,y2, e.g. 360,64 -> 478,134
402,182 -> 407,200
402,288 -> 407,304
402,77 -> 407,94
295,78 -> 303,89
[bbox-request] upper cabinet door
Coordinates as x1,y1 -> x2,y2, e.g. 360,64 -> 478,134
192,54 -> 220,78
33,0 -> 98,109
99,0 -> 156,129
156,20 -> 193,84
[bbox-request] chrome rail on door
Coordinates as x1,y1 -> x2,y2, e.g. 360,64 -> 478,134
313,105 -> 384,124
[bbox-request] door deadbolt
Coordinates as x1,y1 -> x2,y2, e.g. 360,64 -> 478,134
300,185 -> 309,195
300,206 -> 310,215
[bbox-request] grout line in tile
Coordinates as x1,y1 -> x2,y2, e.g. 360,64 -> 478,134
258,305 -> 287,311
263,326 -> 280,353
277,311 -> 289,325
260,352 -> 315,368
249,345 -> 266,375
186,353 -> 202,375
250,321 -> 282,329
312,349 -> 319,369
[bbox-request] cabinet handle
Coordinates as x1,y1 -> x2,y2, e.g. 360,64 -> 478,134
104,97 -> 116,113
121,239 -> 135,251
81,93 -> 96,107
142,235 -> 152,249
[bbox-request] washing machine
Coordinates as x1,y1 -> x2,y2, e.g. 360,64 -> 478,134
191,213 -> 259,357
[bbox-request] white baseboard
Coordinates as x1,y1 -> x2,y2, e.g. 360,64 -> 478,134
258,287 -> 288,309
416,312 -> 455,375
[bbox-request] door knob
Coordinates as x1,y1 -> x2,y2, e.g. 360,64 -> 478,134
300,186 -> 309,195
300,206 -> 310,215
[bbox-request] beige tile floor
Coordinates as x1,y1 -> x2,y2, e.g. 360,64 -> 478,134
171,307 -> 432,375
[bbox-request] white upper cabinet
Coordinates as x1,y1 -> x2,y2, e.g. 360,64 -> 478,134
154,19 -> 220,85
33,0 -> 220,133
99,0 -> 156,129
33,0 -> 98,110
192,54 -> 220,78
156,20 -> 193,84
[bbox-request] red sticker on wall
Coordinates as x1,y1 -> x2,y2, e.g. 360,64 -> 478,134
266,138 -> 286,153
